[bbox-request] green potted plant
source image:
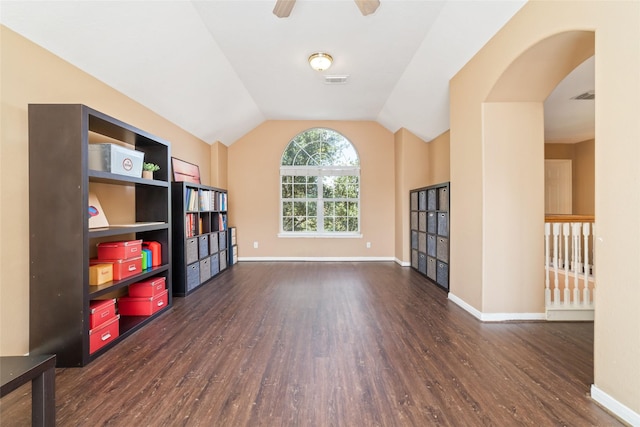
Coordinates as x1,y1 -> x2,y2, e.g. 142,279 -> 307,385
142,162 -> 160,179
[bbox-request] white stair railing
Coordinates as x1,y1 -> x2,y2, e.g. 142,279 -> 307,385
544,220 -> 595,315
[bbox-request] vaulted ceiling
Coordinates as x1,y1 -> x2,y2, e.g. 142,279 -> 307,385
1,0 -> 593,146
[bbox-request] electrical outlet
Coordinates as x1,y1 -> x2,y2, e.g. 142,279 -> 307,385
366,242 -> 371,248
253,241 -> 259,249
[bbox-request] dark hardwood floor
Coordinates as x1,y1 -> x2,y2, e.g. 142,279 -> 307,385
1,262 -> 622,426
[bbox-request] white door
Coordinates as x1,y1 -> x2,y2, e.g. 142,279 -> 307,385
545,159 -> 572,214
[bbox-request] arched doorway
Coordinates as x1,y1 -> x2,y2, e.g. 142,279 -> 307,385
447,2 -> 640,422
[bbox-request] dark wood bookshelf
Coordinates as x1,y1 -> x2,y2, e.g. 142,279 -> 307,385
171,182 -> 229,297
28,104 -> 173,367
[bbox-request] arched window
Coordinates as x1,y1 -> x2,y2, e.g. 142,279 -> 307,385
280,128 -> 360,236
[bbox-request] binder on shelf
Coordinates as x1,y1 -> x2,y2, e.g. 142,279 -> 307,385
88,192 -> 109,229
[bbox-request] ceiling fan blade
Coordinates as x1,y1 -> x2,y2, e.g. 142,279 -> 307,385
354,0 -> 380,16
273,0 -> 296,18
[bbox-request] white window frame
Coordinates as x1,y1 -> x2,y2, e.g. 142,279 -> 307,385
279,132 -> 361,238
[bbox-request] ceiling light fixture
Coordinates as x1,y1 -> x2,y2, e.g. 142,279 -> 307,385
308,52 -> 333,72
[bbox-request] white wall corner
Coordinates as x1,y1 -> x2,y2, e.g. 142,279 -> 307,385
395,258 -> 411,267
590,385 -> 640,427
448,293 -> 483,320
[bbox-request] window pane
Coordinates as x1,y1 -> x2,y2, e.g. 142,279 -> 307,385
348,217 -> 358,232
293,152 -> 310,166
294,201 -> 307,216
294,217 -> 306,232
308,201 -> 317,216
294,176 -> 306,183
335,217 -> 347,232
324,201 -> 334,216
283,217 -> 293,232
307,176 -> 318,184
347,202 -> 358,217
335,201 -> 347,216
283,201 -> 293,216
282,147 -> 298,166
324,217 -> 334,232
323,178 -> 334,198
307,217 -> 317,231
307,184 -> 317,198
282,183 -> 292,199
346,183 -> 357,198
294,184 -> 306,198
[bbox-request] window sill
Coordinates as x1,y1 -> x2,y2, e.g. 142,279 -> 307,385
278,232 -> 363,239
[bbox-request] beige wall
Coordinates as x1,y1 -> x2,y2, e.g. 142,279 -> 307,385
450,0 -> 639,416
228,121 -> 394,259
210,141 -> 228,189
0,26 -> 212,355
393,128 -> 449,264
482,102 -> 544,313
545,139 -> 595,215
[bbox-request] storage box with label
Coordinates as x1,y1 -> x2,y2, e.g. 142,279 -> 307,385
89,314 -> 120,354
89,263 -> 113,286
88,143 -> 144,177
128,277 -> 166,297
90,256 -> 142,281
89,299 -> 116,329
97,240 -> 142,260
118,289 -> 168,316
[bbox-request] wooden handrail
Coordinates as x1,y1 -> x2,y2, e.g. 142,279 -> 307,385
545,215 -> 595,223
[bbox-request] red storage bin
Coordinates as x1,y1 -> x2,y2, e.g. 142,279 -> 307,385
97,239 -> 143,260
90,256 -> 142,281
128,277 -> 166,297
89,298 -> 116,329
118,289 -> 168,316
89,314 -> 120,354
142,241 -> 161,267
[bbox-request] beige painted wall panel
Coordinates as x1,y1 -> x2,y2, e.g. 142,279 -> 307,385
228,121 -> 394,258
0,26 -> 211,355
482,102 -> 544,313
210,141 -> 228,189
573,139 -> 594,215
450,0 -> 640,416
393,128 -> 449,264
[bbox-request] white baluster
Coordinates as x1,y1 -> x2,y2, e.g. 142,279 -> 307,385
583,223 -> 591,306
553,223 -> 560,305
545,222 -> 551,307
572,223 -> 581,305
563,223 -> 570,306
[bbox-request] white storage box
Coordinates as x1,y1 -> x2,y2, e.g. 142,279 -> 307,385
88,143 -> 144,177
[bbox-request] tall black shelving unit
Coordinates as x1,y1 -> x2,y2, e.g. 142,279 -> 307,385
171,182 -> 229,296
28,104 -> 172,367
410,182 -> 450,291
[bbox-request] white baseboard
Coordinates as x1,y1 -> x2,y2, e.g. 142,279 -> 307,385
237,256 -> 395,262
448,293 -> 546,322
591,384 -> 640,426
395,258 -> 411,267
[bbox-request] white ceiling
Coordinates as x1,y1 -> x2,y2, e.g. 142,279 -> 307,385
1,0 -> 593,146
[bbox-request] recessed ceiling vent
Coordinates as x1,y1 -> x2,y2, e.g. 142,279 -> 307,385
571,90 -> 595,100
324,75 -> 349,85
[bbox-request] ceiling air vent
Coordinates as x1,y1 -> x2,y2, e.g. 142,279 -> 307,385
571,90 -> 595,100
324,75 -> 349,85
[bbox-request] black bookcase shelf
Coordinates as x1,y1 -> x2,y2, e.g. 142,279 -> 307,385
28,104 -> 173,367
172,182 -> 229,297
410,182 -> 450,291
